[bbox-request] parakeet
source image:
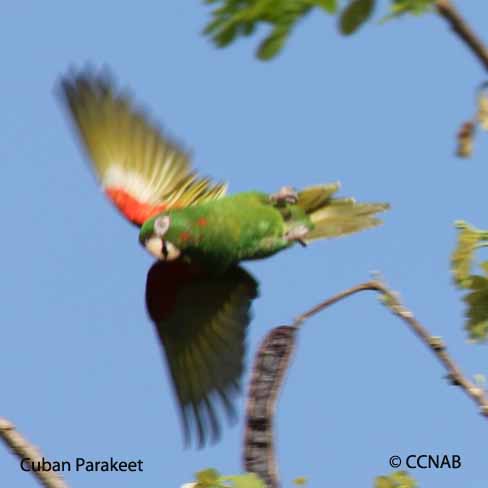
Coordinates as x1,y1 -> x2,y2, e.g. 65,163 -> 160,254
60,69 -> 389,447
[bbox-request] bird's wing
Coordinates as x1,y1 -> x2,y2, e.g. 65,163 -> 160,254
145,260 -> 259,448
60,70 -> 227,226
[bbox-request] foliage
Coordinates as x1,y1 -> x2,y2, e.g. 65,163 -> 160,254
451,221 -> 488,341
203,0 -> 436,60
203,0 -> 337,60
451,221 -> 487,287
220,473 -> 266,488
374,471 -> 417,488
184,469 -> 266,488
382,0 -> 435,21
339,0 -> 375,35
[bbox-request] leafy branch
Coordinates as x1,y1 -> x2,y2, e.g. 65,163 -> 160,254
202,0 -> 437,61
203,0 -> 488,68
203,0 -> 338,60
451,221 -> 488,341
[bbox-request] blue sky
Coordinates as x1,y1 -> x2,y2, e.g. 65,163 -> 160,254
2,1 -> 488,486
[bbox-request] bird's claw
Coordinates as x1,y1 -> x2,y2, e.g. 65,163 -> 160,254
285,224 -> 309,244
270,186 -> 298,205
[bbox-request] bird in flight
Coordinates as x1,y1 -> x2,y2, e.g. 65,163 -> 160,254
60,68 -> 389,448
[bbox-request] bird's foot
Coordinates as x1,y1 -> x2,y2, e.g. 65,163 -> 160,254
270,186 -> 298,206
285,224 -> 309,246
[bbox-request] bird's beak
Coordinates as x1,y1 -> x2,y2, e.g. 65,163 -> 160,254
144,236 -> 181,261
145,236 -> 164,260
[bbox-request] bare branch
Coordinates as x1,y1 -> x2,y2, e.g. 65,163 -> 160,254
296,279 -> 488,415
0,417 -> 69,488
243,279 -> 488,487
435,0 -> 488,71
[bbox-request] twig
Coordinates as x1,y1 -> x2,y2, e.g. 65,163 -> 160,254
295,280 -> 488,416
243,279 -> 488,487
0,417 -> 69,488
435,0 -> 488,71
292,282 -> 376,325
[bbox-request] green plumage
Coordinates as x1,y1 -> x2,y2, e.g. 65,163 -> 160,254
139,184 -> 389,270
141,191 -> 290,268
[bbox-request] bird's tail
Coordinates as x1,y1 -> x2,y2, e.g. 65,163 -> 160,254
297,182 -> 389,243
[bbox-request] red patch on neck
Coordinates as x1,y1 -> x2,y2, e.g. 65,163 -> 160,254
179,231 -> 191,242
105,187 -> 167,225
197,217 -> 208,227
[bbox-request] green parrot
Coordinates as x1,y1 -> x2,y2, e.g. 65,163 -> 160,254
60,69 -> 389,447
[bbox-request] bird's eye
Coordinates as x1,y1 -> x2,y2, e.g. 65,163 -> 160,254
154,215 -> 170,237
162,241 -> 169,260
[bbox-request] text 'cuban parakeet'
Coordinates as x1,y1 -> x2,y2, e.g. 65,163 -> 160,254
60,69 -> 389,448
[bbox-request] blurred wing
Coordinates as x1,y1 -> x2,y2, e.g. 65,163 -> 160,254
145,260 -> 259,448
60,70 -> 227,226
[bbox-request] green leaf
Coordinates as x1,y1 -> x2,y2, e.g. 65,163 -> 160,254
241,21 -> 256,36
220,473 -> 266,488
374,471 -> 416,488
339,0 -> 375,35
467,275 -> 488,290
450,221 -> 488,341
256,26 -> 290,60
395,0 -> 434,15
214,21 -> 238,47
374,476 -> 393,488
381,0 -> 435,21
203,16 -> 228,35
390,471 -> 417,488
463,277 -> 488,341
196,468 -> 221,487
203,0 -> 329,58
451,222 -> 485,288
316,0 -> 337,14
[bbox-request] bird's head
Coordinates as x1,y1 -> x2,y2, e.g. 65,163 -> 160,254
139,214 -> 181,261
